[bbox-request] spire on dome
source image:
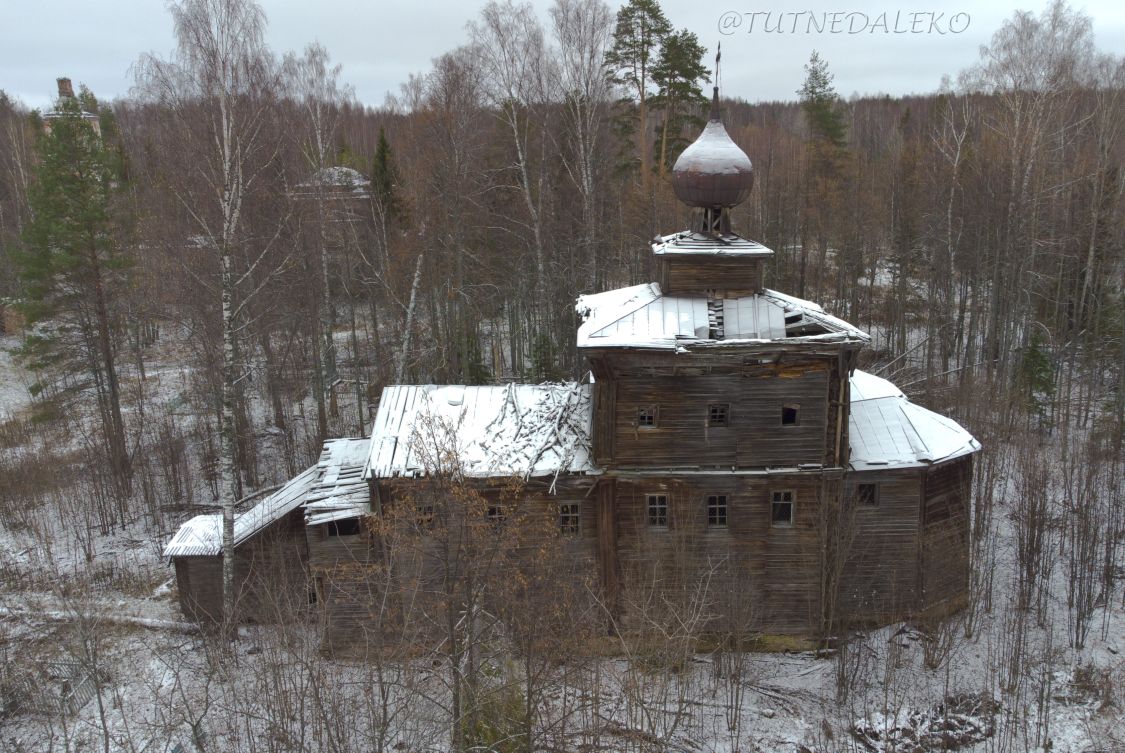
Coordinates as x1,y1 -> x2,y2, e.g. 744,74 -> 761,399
669,55 -> 754,222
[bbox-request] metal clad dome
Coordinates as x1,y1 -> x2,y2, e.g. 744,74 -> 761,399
671,89 -> 754,209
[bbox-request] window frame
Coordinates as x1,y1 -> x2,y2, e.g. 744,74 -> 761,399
327,517 -> 362,537
486,504 -> 506,527
637,405 -> 658,428
781,403 -> 800,427
646,493 -> 669,528
770,490 -> 795,527
708,402 -> 730,427
855,482 -> 879,507
706,494 -> 728,528
415,504 -> 435,530
559,502 -> 581,535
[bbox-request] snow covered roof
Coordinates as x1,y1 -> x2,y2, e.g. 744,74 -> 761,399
575,283 -> 869,350
848,370 -> 980,471
163,437 -> 372,556
161,514 -> 222,559
162,465 -> 319,558
366,382 -> 595,483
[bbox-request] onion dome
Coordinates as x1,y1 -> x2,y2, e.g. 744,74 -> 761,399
671,87 -> 754,209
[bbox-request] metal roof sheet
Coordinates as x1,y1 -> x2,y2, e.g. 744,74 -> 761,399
848,370 -> 979,470
576,283 -> 868,349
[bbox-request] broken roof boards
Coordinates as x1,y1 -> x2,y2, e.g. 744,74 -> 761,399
163,437 -> 370,557
365,382 -> 595,480
575,283 -> 869,350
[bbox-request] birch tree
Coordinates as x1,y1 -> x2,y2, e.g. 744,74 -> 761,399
285,43 -> 354,442
469,0 -> 554,336
136,0 -> 287,632
549,0 -> 613,290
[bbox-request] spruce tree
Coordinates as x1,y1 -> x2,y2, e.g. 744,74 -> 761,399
18,88 -> 132,495
797,50 -> 847,149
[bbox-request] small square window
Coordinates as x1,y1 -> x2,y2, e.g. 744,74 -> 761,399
487,505 -> 506,526
708,403 -> 729,427
647,494 -> 668,527
781,404 -> 799,426
638,406 -> 657,427
855,483 -> 879,507
771,490 -> 794,527
415,504 -> 435,529
559,503 -> 580,535
707,495 -> 728,527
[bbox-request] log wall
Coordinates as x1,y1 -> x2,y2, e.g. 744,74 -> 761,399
659,256 -> 764,296
919,455 -> 973,613
610,368 -> 830,468
612,475 -> 825,634
174,509 -> 309,624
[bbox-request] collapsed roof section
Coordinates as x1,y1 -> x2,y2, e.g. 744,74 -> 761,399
304,438 -> 372,526
365,382 -> 595,483
575,282 -> 869,350
163,465 -> 320,558
163,437 -> 371,557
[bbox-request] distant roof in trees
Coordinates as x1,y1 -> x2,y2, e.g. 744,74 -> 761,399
295,166 -> 371,197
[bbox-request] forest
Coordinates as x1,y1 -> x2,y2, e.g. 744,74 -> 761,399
0,0 -> 1123,750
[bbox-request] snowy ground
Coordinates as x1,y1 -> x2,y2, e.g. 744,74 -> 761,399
0,335 -> 33,417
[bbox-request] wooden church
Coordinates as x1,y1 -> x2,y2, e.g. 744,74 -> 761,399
166,88 -> 979,652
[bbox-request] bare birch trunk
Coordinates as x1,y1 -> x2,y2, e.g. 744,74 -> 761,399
220,249 -> 239,634
396,253 -> 424,384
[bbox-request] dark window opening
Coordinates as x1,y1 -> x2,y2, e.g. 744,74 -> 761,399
487,505 -> 506,526
708,403 -> 730,427
771,491 -> 794,527
707,495 -> 728,527
416,504 -> 435,529
855,483 -> 879,506
638,406 -> 657,427
781,404 -> 799,426
327,518 -> 362,537
647,494 -> 668,527
559,503 -> 580,535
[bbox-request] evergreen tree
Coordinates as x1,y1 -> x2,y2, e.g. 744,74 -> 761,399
370,126 -> 403,224
18,88 -> 132,494
603,0 -> 671,174
796,51 -> 849,298
650,28 -> 709,174
797,50 -> 847,149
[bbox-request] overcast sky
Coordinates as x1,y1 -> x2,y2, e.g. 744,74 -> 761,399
4,0 -> 1124,111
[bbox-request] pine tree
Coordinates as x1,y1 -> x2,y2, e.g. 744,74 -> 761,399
650,28 -> 709,174
603,0 -> 671,174
18,88 -> 132,494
